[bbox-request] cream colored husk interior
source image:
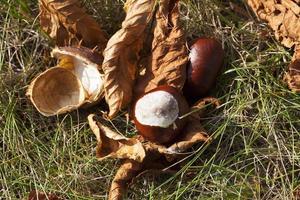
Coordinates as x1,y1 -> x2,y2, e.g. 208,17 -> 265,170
28,67 -> 86,116
28,48 -> 105,116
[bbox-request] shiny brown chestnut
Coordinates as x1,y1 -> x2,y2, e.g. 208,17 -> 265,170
183,37 -> 224,100
132,85 -> 189,144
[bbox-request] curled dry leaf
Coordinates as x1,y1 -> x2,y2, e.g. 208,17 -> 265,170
109,159 -> 142,200
28,190 -> 62,200
165,117 -> 209,161
39,0 -> 107,50
247,0 -> 300,92
102,0 -> 156,118
88,114 -> 146,163
27,47 -> 105,116
109,157 -> 178,200
135,0 -> 188,96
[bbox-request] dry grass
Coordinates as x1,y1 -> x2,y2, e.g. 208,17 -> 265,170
0,0 -> 300,199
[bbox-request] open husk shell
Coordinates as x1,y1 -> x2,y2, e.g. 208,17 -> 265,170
27,67 -> 85,116
27,47 -> 105,116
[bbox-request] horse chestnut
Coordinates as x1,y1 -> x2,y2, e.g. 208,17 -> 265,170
183,37 -> 224,100
133,85 -> 189,144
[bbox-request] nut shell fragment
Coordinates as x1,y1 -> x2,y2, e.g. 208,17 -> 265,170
27,67 -> 85,116
27,47 -> 105,116
52,47 -> 104,101
51,47 -> 103,67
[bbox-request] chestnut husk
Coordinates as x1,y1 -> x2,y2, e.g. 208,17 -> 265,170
183,37 -> 224,101
132,85 -> 189,144
27,46 -> 104,116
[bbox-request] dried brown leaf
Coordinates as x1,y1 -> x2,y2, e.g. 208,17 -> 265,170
247,0 -> 300,91
109,159 -> 142,200
88,114 -> 146,162
144,141 -> 166,151
102,0 -> 155,118
28,190 -> 62,200
142,119 -> 209,161
123,0 -> 135,12
247,0 -> 300,48
166,117 -> 209,157
135,0 -> 188,96
39,0 -> 107,50
141,119 -> 209,163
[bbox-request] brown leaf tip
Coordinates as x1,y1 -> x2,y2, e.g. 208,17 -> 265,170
28,190 -> 62,200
